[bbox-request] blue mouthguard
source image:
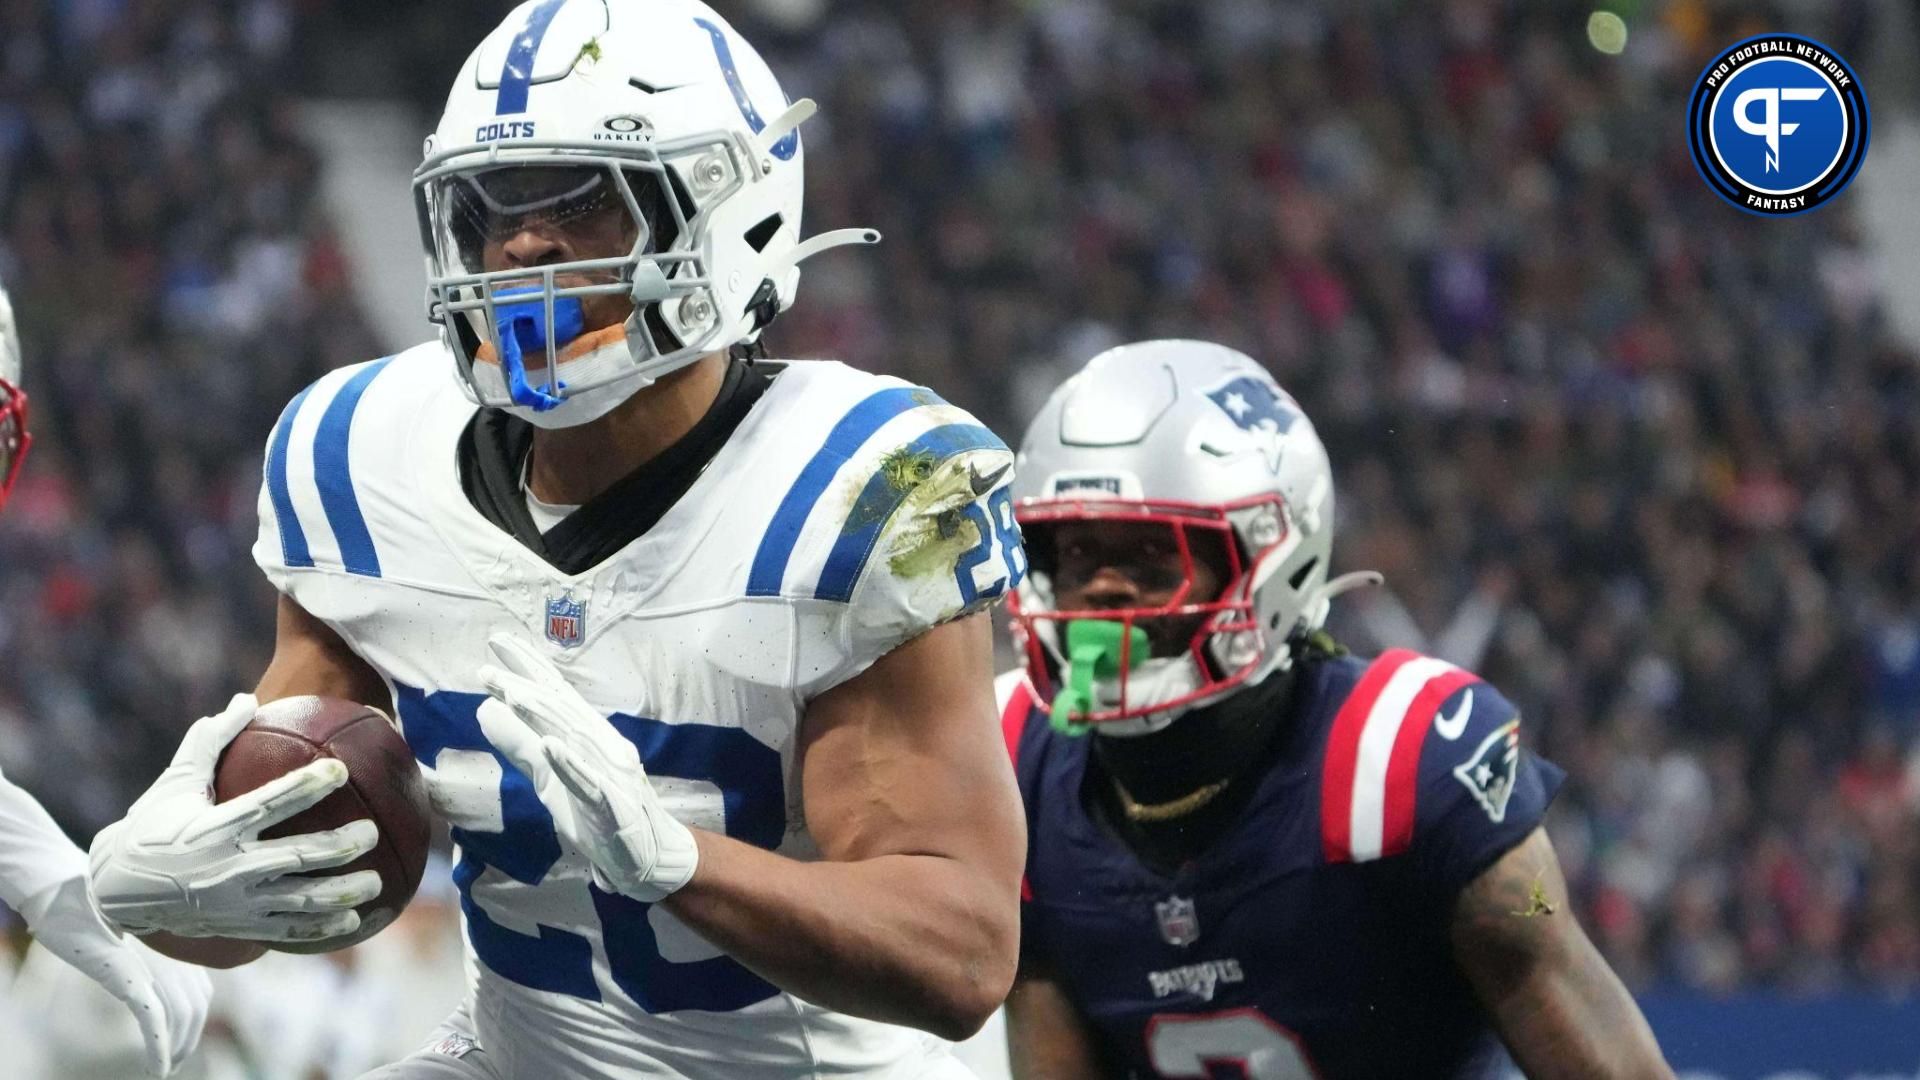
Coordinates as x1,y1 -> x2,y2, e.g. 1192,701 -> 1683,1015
493,286 -> 586,412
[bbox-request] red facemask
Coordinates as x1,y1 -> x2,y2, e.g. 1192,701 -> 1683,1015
0,376 -> 27,515
1008,495 -> 1290,728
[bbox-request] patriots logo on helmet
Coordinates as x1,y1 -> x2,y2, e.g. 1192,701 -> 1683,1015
1206,376 -> 1301,473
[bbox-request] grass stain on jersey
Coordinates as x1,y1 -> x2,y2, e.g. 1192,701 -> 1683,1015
576,37 -> 603,66
879,447 -> 938,496
839,447 -> 941,534
884,460 -> 989,582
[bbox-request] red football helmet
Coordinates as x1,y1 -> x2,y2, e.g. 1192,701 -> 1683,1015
0,287 -> 27,514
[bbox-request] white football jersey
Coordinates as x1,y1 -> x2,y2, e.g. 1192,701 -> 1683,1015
253,343 -> 1024,1078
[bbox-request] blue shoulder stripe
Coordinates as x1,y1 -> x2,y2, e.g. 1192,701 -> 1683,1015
813,423 -> 1008,603
747,385 -> 946,598
311,359 -> 394,578
266,384 -> 318,569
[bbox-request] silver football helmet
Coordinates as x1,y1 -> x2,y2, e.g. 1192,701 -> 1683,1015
0,285 -> 28,513
1009,340 -> 1377,733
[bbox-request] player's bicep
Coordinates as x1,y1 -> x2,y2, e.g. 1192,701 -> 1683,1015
799,613 -> 1024,877
1450,828 -> 1672,1079
1005,971 -> 1103,1080
255,593 -> 387,708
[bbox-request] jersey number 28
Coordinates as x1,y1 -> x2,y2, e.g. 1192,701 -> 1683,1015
395,683 -> 785,1014
956,486 -> 1026,605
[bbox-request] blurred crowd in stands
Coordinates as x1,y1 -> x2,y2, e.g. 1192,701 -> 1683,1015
1,0 -> 1916,1034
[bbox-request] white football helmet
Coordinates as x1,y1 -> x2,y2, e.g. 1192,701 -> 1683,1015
1009,341 -> 1379,733
0,285 -> 28,512
413,0 -> 876,428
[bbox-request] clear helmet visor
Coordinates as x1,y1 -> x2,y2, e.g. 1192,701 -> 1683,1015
414,151 -> 728,415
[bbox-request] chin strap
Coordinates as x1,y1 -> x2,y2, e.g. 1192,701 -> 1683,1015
1298,569 -> 1384,638
736,228 -> 883,343
754,98 -> 818,160
770,228 -> 882,281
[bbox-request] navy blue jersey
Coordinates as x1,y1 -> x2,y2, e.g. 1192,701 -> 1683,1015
1007,649 -> 1566,1079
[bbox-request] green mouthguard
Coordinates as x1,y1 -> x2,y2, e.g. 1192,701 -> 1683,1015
1049,620 -> 1151,737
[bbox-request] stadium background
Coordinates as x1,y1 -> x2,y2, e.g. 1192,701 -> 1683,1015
1,0 -> 1918,1076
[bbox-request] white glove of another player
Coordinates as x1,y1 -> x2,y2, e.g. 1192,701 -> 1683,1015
477,634 -> 699,903
18,875 -> 213,1076
88,694 -> 384,943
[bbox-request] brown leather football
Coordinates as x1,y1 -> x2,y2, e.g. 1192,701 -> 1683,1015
213,695 -> 431,954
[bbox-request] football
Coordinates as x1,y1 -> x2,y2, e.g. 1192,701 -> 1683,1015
213,695 -> 432,955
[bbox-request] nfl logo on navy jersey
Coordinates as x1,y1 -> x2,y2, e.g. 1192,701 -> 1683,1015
1155,895 -> 1201,947
546,593 -> 586,649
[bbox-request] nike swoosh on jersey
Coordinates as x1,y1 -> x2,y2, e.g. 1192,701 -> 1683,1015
969,461 -> 1012,496
1434,688 -> 1473,740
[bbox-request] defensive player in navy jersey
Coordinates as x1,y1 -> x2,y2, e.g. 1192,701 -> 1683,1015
998,340 -> 1669,1079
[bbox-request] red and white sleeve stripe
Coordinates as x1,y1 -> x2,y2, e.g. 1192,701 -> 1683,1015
999,674 -> 1037,765
997,674 -> 1039,902
1320,649 -> 1479,863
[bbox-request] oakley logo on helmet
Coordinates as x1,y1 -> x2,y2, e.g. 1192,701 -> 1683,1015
595,115 -> 654,142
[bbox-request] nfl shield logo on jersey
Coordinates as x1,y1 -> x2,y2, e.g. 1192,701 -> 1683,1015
545,593 -> 587,649
1155,895 -> 1201,947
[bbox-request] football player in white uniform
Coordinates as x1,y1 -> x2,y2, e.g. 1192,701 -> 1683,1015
0,286 -> 214,1076
86,2 -> 1027,1077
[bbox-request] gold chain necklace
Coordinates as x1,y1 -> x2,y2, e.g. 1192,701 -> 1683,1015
1113,778 -> 1231,822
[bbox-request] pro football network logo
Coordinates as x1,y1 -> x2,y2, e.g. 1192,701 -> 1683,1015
546,592 -> 586,649
1687,34 -> 1868,216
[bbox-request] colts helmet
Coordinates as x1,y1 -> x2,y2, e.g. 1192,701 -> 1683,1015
0,286 -> 27,513
1010,341 -> 1372,734
414,0 -> 876,427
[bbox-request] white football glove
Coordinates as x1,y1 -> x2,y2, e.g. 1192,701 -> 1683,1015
18,875 -> 213,1076
88,693 -> 384,943
477,634 -> 699,903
